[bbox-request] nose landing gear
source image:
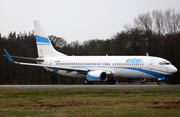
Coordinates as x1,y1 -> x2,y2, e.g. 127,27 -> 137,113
157,77 -> 165,85
157,81 -> 162,85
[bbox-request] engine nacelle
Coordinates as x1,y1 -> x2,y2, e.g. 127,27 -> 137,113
86,71 -> 108,82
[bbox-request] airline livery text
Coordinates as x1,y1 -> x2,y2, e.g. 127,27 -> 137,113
126,58 -> 142,63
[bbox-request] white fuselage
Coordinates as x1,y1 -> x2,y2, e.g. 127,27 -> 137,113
42,56 -> 177,79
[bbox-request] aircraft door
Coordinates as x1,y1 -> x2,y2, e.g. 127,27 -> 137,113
149,60 -> 154,69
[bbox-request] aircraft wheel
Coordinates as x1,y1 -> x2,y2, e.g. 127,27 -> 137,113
84,79 -> 93,85
157,81 -> 162,85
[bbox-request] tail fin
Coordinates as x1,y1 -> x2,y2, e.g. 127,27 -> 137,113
33,20 -> 67,58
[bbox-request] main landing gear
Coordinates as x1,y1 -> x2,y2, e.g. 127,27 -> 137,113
84,79 -> 93,85
84,79 -> 116,85
107,79 -> 116,85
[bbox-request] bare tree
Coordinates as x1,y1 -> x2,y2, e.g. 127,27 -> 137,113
134,12 -> 153,34
164,8 -> 180,34
152,10 -> 165,35
49,35 -> 67,48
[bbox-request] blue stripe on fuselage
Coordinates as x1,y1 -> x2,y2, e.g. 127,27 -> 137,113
35,35 -> 50,43
122,67 -> 170,78
71,66 -> 169,78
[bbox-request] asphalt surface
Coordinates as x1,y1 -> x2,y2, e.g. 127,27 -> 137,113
0,85 -> 180,89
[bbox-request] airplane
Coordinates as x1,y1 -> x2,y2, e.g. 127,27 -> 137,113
4,20 -> 177,85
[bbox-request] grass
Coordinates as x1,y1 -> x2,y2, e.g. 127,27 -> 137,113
149,85 -> 180,89
0,88 -> 180,117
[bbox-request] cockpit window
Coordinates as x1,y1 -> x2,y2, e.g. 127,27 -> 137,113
159,61 -> 171,65
165,62 -> 171,65
159,62 -> 163,65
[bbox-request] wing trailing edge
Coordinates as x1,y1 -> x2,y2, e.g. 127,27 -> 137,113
3,55 -> 44,62
3,49 -> 88,72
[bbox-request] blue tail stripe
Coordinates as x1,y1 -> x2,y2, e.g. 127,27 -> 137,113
35,35 -> 50,43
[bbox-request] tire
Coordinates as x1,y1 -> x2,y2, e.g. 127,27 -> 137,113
157,81 -> 162,85
84,79 -> 93,85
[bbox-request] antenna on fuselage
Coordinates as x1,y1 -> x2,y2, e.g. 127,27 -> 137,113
146,53 -> 149,56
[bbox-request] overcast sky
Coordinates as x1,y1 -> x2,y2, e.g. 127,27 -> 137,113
0,0 -> 180,43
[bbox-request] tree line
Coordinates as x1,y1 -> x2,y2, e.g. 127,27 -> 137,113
0,8 -> 180,84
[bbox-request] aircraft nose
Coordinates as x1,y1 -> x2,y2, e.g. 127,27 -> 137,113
167,65 -> 178,73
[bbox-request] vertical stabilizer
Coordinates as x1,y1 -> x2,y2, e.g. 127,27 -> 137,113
34,20 -> 67,58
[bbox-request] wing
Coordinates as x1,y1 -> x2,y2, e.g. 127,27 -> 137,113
3,55 -> 44,62
3,49 -> 88,73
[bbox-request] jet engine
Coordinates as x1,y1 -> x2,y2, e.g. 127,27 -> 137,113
86,71 -> 108,82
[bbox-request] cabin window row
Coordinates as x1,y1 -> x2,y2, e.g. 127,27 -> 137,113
56,63 -> 101,66
56,63 -> 143,66
113,63 -> 144,66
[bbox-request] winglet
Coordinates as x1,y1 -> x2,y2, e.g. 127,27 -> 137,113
146,53 -> 149,56
3,49 -> 15,63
